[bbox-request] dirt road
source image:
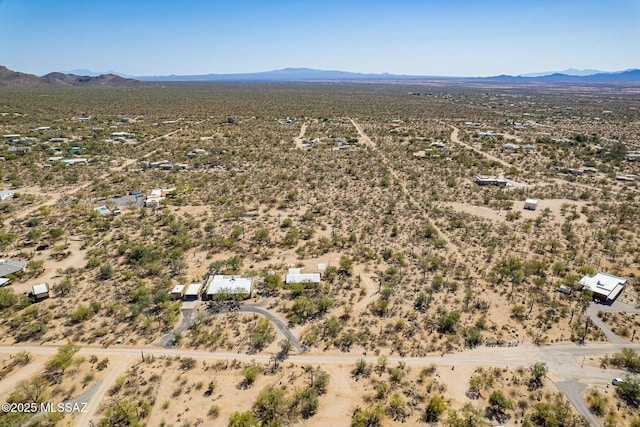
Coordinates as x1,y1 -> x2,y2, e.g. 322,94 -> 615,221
0,340 -> 634,426
350,119 -> 469,266
293,122 -> 308,148
448,125 -> 522,172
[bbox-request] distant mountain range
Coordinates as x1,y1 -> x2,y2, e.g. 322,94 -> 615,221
1,65 -> 639,86
519,68 -> 606,77
134,67 -> 640,84
0,66 -> 141,87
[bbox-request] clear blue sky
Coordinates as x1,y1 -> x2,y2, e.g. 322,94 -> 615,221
1,0 -> 638,77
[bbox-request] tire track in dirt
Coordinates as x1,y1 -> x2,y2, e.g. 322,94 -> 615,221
349,119 -> 467,266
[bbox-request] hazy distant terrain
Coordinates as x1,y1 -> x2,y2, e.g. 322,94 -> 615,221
3,64 -> 640,86
0,66 -> 141,87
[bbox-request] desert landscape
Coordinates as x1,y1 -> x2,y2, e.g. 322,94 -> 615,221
0,75 -> 639,427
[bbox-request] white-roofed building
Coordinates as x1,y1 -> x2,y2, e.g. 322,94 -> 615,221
285,271 -> 321,285
0,259 -> 26,278
32,283 -> 50,300
205,275 -> 252,300
474,175 -> 508,186
183,283 -> 203,300
0,190 -> 14,201
524,198 -> 538,211
579,272 -> 626,302
171,284 -> 185,299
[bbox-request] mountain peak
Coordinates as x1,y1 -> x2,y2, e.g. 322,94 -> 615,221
0,65 -> 142,87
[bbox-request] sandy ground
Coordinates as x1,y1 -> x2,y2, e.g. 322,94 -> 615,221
81,355 -> 137,427
443,199 -> 589,224
10,238 -> 87,295
293,122 -> 308,148
0,355 -> 47,398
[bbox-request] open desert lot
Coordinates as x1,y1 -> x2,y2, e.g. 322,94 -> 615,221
0,82 -> 639,427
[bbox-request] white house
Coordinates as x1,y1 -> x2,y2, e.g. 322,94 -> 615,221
286,268 -> 321,285
0,259 -> 26,278
205,275 -> 252,300
63,158 -> 88,166
524,198 -> 538,211
579,272 -> 626,302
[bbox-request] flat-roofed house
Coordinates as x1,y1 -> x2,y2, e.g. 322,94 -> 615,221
474,175 -> 508,186
524,198 -> 538,211
579,272 -> 626,303
285,268 -> 321,285
205,275 -> 252,300
0,259 -> 26,278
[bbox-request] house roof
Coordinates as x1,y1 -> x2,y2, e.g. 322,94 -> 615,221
474,175 -> 507,183
206,275 -> 252,295
0,190 -> 14,200
171,284 -> 185,294
286,273 -> 321,284
525,198 -> 538,204
579,272 -> 626,299
94,206 -> 111,215
0,259 -> 27,277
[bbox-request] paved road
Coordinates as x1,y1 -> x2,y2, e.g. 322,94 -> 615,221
587,304 -> 628,345
556,381 -> 604,427
153,307 -> 195,347
154,302 -> 306,353
586,300 -> 640,345
236,305 -> 307,353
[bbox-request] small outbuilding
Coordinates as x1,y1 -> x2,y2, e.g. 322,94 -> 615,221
171,284 -> 185,300
32,283 -> 50,300
524,198 -> 538,211
558,285 -> 572,295
36,241 -> 50,251
94,206 -> 111,215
